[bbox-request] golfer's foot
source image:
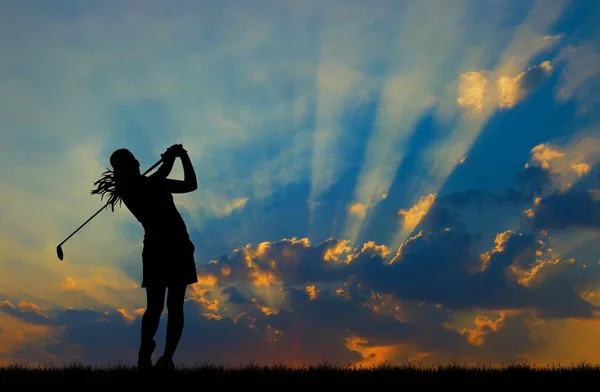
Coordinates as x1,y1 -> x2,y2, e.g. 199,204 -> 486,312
153,356 -> 175,372
137,339 -> 156,371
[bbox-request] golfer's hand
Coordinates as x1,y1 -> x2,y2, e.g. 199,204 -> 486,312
161,145 -> 178,161
171,143 -> 188,158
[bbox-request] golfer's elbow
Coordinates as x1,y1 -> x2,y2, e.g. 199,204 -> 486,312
186,180 -> 198,192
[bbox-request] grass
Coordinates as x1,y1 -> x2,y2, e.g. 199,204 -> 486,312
1,359 -> 599,385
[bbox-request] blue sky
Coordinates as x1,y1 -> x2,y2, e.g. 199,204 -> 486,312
1,0 -> 600,367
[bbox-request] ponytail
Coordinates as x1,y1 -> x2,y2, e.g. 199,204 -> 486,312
90,168 -> 123,212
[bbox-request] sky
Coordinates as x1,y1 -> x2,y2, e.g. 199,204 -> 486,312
1,0 -> 600,368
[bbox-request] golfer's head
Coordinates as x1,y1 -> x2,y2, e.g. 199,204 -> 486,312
110,148 -> 140,175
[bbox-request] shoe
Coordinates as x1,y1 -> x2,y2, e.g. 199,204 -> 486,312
153,356 -> 176,372
137,339 -> 156,371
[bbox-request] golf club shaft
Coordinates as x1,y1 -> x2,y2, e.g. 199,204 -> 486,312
57,158 -> 164,248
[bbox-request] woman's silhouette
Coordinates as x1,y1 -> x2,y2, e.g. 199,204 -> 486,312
94,144 -> 198,371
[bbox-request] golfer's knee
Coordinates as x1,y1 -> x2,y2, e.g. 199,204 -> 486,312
166,295 -> 183,313
166,288 -> 186,314
144,305 -> 163,319
166,301 -> 183,315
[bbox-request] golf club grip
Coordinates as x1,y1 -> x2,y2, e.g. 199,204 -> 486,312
58,157 -> 164,247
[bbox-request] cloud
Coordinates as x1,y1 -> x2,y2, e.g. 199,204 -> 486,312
555,42 -> 600,113
61,277 -> 77,291
527,134 -> 600,191
2,0 -> 600,370
3,212 -> 599,367
531,191 -> 600,231
457,61 -> 553,114
387,186 -> 536,242
348,202 -> 369,219
1,301 -> 49,325
387,0 -> 566,251
0,0 -> 574,309
186,227 -> 598,320
456,71 -> 490,113
397,193 -> 437,232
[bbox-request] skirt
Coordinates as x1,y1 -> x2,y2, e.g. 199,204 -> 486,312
141,234 -> 198,288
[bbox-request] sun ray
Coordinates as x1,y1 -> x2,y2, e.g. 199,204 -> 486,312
388,0 -> 567,252
342,0 -> 471,247
309,54 -> 365,224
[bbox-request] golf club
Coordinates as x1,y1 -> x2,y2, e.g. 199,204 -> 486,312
56,157 -> 164,261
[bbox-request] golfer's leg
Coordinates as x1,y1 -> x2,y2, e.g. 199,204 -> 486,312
141,286 -> 166,351
163,284 -> 187,361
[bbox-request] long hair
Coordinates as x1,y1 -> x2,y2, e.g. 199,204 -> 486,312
90,168 -> 123,212
90,148 -> 136,212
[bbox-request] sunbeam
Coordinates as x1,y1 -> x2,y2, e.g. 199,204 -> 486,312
3,0 -> 600,369
388,0 -> 567,252
342,0 -> 470,247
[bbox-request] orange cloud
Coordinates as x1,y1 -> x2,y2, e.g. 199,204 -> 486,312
461,312 -> 507,346
390,230 -> 423,264
203,313 -> 222,320
251,270 -> 277,287
359,241 -> 391,259
0,311 -> 56,366
457,61 -> 553,114
348,202 -> 369,218
188,274 -> 219,300
346,336 -> 429,368
323,239 -> 352,263
457,71 -> 490,113
117,308 -> 144,324
528,135 -> 600,191
221,266 -> 232,277
479,230 -> 517,270
259,306 -> 279,316
196,274 -> 218,287
305,285 -> 318,300
61,277 -> 77,290
498,61 -> 553,109
397,193 -> 436,231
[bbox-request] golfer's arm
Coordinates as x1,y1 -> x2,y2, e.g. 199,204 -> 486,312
180,152 -> 198,191
149,157 -> 175,180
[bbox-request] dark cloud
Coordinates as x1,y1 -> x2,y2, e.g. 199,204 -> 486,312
278,287 -> 416,346
438,189 -> 531,209
517,166 -> 553,196
0,283 -> 534,367
3,173 -> 598,366
197,238 -> 350,287
198,231 -> 594,319
532,190 -> 600,231
518,62 -> 553,94
522,257 -> 596,319
468,312 -> 539,363
414,187 -> 536,233
1,295 -> 363,366
222,286 -> 252,306
359,230 -> 537,311
53,309 -> 139,350
1,300 -> 50,325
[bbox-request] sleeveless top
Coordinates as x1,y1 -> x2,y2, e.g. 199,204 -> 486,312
119,176 -> 189,243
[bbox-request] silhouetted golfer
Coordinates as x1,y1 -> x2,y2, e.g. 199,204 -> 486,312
96,144 -> 199,372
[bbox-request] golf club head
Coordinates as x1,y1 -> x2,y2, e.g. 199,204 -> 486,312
57,244 -> 64,261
